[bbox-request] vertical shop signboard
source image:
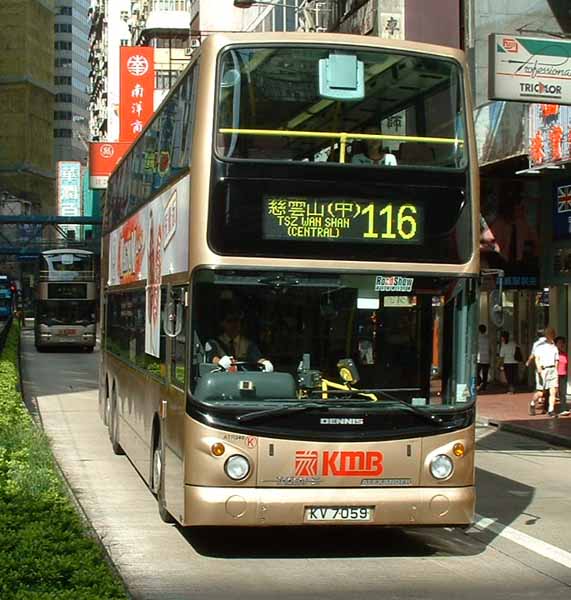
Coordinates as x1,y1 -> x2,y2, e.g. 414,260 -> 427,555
57,161 -> 82,239
119,46 -> 155,143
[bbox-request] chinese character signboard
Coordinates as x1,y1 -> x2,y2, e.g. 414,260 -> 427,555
119,46 -> 155,143
57,161 -> 82,238
89,142 -> 131,189
529,103 -> 571,168
489,34 -> 571,104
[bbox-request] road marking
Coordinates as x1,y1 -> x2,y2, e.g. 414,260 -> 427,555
473,513 -> 571,569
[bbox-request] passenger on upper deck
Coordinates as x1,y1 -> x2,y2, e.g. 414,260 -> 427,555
205,307 -> 274,372
351,126 -> 397,166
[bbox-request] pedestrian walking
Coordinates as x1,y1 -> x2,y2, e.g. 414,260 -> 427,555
526,329 -> 547,415
477,324 -> 490,391
498,330 -> 519,394
533,327 -> 559,417
555,336 -> 570,416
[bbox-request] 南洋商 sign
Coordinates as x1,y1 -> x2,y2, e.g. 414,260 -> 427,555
489,34 -> 571,105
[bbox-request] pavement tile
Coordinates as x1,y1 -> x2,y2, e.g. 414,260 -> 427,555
477,385 -> 571,448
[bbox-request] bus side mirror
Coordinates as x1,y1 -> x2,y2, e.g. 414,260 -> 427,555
164,290 -> 183,338
481,269 -> 504,327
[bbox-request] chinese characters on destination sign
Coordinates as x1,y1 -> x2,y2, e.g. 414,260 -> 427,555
263,196 -> 422,244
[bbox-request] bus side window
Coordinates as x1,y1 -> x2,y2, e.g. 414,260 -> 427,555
170,287 -> 187,388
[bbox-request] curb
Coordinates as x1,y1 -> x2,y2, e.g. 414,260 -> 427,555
481,417 -> 571,449
17,327 -> 133,599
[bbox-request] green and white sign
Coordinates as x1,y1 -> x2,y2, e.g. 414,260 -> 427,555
489,34 -> 571,105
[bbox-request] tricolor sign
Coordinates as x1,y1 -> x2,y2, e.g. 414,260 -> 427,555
489,34 -> 571,105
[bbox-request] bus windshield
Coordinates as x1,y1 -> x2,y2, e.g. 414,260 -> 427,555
192,270 -> 476,409
37,300 -> 96,326
41,253 -> 94,280
216,45 -> 466,168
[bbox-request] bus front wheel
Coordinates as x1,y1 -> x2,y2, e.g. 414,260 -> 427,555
151,426 -> 175,524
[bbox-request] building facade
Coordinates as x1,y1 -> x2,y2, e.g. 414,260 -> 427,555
467,0 -> 571,380
89,0 -> 244,142
0,0 -> 56,215
89,0 -> 132,142
54,0 -> 91,165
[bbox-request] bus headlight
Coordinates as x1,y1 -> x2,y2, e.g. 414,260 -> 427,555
224,455 -> 251,481
430,454 -> 454,480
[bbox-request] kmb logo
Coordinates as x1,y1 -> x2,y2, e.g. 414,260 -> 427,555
294,450 -> 383,477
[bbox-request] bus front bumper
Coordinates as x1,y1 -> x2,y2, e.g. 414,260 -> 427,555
37,332 -> 95,347
183,485 -> 475,527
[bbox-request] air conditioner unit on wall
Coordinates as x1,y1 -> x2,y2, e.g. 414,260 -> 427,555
184,47 -> 192,56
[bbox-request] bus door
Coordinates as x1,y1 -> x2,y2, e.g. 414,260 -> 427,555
162,285 -> 188,522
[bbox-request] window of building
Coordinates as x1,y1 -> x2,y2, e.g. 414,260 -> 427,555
120,39 -> 129,46
54,76 -> 72,85
55,41 -> 72,50
56,93 -> 73,103
59,6 -> 72,15
54,23 -> 72,33
54,128 -> 73,138
155,69 -> 179,90
150,0 -> 188,10
150,37 -> 189,48
55,58 -> 72,68
54,111 -> 73,120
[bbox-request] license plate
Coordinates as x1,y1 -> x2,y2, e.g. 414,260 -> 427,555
305,506 -> 373,522
63,329 -> 77,335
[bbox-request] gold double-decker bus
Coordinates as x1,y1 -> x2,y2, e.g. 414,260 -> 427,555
101,33 -> 479,527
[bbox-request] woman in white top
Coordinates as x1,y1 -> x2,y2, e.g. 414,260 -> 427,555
499,330 -> 518,393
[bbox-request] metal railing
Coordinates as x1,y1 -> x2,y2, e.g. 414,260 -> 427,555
219,128 -> 464,163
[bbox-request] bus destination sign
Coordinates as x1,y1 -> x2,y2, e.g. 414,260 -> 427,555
48,283 -> 87,300
263,196 -> 423,244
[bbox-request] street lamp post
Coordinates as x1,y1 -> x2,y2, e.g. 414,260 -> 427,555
233,0 -> 328,33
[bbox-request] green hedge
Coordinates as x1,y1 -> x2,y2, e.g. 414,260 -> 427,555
0,323 -> 129,600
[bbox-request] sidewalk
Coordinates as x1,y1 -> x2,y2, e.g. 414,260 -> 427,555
477,384 -> 571,448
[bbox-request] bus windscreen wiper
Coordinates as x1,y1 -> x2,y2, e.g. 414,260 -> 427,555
236,401 -> 331,423
382,399 -> 444,425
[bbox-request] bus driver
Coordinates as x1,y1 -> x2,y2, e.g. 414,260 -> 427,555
205,309 -> 274,372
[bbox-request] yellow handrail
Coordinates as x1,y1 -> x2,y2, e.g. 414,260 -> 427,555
219,128 -> 464,145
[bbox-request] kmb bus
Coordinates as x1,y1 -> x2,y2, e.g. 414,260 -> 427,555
101,33 -> 480,527
35,249 -> 97,351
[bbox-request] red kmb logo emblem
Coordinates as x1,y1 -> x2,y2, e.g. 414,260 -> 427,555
295,450 -> 319,476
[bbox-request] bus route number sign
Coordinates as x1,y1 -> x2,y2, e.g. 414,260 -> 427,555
262,196 -> 423,244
